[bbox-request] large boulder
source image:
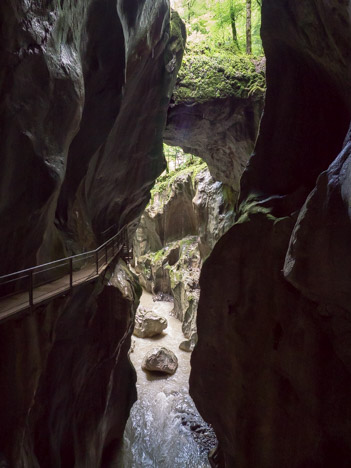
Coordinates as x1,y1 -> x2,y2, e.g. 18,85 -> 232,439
133,307 -> 168,338
142,347 -> 179,375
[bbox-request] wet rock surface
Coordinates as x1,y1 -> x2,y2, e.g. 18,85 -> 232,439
190,1 -> 351,467
153,292 -> 174,302
178,405 -> 218,454
133,306 -> 168,338
118,292 -> 216,468
142,347 -> 179,375
179,334 -> 197,353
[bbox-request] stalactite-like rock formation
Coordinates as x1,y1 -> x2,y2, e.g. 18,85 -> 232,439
0,1 -> 185,466
190,1 -> 351,467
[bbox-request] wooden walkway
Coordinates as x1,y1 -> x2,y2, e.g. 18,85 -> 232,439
0,263 -> 103,324
0,227 -> 132,324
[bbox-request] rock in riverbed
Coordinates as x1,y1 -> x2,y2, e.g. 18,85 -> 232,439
179,333 -> 198,352
142,347 -> 178,375
133,307 -> 168,338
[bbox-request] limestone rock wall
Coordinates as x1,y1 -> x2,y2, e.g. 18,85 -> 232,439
0,1 -> 185,466
190,1 -> 351,466
133,164 -> 236,340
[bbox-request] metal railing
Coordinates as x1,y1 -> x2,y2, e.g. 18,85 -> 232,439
0,225 -> 132,315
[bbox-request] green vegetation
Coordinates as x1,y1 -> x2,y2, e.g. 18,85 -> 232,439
170,0 -> 265,103
150,146 -> 207,201
172,0 -> 263,55
222,183 -> 238,208
174,51 -> 265,103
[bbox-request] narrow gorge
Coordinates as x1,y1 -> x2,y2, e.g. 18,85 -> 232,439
1,1 -> 351,468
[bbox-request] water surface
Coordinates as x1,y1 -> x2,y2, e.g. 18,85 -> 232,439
117,291 -> 216,467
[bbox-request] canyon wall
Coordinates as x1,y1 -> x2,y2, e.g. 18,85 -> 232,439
133,160 -> 236,346
136,51 -> 264,357
190,1 -> 351,467
0,1 -> 184,466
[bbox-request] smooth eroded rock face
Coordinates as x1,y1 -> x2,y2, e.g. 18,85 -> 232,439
0,259 -> 140,468
142,347 -> 178,375
0,3 -> 186,274
133,306 -> 168,338
165,96 -> 263,190
190,1 -> 351,467
0,1 -> 185,466
133,162 -> 236,342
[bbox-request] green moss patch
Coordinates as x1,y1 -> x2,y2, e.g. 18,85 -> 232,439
173,51 -> 265,104
150,155 -> 207,202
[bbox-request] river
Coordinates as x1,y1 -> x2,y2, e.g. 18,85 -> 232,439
117,291 -> 216,467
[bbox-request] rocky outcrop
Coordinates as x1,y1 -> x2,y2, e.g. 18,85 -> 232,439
193,168 -> 237,259
133,306 -> 168,338
0,2 -> 185,466
190,1 -> 351,467
133,162 -> 236,341
142,347 -> 178,375
164,54 -> 265,189
0,260 -> 140,467
134,163 -> 236,262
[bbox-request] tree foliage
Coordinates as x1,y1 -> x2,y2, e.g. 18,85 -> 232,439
172,0 -> 263,56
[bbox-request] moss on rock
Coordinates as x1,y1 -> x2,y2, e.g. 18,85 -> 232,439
150,156 -> 207,202
173,51 -> 266,104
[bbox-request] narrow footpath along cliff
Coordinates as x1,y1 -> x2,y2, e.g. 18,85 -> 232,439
0,2 -> 185,466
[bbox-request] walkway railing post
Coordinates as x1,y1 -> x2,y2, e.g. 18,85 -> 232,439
29,271 -> 33,308
69,258 -> 73,291
0,225 -> 128,320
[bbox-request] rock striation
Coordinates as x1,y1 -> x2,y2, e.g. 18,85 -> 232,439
190,1 -> 351,467
0,1 -> 185,466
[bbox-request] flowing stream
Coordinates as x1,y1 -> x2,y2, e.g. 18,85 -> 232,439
117,291 -> 216,467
